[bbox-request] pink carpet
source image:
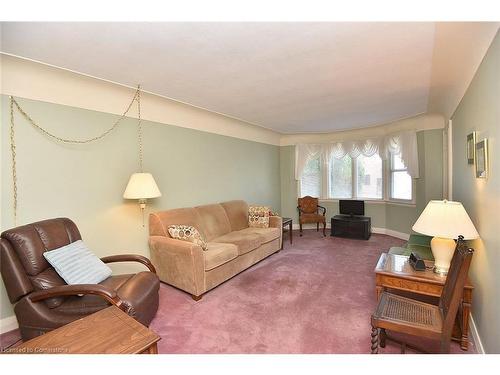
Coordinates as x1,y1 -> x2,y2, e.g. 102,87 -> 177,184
149,230 -> 476,354
1,231 -> 476,354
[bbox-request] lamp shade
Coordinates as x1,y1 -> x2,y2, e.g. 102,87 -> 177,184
412,200 -> 479,240
123,173 -> 162,199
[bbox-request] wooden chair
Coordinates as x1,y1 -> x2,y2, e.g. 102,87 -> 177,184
297,196 -> 326,237
370,236 -> 474,354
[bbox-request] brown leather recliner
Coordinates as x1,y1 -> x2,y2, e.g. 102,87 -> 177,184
0,218 -> 160,341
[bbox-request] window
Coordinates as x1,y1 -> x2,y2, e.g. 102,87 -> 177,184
300,157 -> 321,197
356,154 -> 383,199
299,151 -> 413,202
390,153 -> 412,200
329,155 -> 352,199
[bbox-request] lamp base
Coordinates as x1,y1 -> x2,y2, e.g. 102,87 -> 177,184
430,237 -> 456,275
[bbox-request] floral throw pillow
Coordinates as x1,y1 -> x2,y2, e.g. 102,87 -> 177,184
168,225 -> 208,251
248,206 -> 270,228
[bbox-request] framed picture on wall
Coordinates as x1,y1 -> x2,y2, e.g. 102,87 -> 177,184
475,139 -> 488,178
467,131 -> 476,164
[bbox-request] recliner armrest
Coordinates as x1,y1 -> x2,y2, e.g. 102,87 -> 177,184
100,254 -> 156,274
29,284 -> 126,311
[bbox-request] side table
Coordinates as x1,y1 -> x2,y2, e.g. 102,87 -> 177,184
374,253 -> 473,350
281,217 -> 293,249
7,306 -> 160,354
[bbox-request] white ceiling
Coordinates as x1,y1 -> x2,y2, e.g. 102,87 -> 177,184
1,22 -> 498,133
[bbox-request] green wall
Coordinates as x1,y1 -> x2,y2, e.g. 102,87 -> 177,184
0,95 -> 281,321
280,129 -> 444,234
451,31 -> 499,353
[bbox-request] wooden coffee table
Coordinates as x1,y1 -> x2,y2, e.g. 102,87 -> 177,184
8,306 -> 160,354
374,253 -> 473,350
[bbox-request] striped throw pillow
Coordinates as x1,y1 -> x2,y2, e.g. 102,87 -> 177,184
43,240 -> 112,285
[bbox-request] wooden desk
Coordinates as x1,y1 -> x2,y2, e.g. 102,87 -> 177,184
375,253 -> 473,350
281,217 -> 293,249
8,306 -> 160,354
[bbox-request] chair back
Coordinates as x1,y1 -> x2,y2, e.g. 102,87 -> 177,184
0,218 -> 81,304
298,196 -> 319,214
439,236 -> 474,337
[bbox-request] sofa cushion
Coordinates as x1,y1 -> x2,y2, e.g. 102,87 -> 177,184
149,208 -> 207,239
213,230 -> 263,256
203,242 -> 239,271
194,204 -> 232,241
248,205 -> 270,228
167,225 -> 208,250
239,227 -> 280,244
221,200 -> 249,231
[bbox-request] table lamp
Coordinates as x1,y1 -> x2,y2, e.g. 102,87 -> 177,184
412,200 -> 479,275
123,172 -> 162,226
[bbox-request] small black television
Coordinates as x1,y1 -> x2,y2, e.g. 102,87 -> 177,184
339,200 -> 365,216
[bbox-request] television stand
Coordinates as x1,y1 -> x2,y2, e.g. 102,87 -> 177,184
331,214 -> 371,240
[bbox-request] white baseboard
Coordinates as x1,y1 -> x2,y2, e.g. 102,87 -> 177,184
292,223 -> 331,230
372,227 -> 410,240
0,315 -> 19,335
469,314 -> 485,354
291,223 -> 410,240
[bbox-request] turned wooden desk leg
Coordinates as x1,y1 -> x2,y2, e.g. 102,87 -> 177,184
289,221 -> 293,245
376,285 -> 383,301
460,289 -> 473,351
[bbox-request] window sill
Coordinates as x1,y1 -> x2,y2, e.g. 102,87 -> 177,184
318,198 -> 416,208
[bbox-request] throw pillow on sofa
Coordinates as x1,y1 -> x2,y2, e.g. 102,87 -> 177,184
268,209 -> 279,216
248,205 -> 270,228
168,225 -> 208,250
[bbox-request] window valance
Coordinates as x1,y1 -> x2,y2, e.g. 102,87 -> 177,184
295,130 -> 419,180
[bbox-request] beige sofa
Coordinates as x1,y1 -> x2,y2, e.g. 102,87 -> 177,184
148,200 -> 282,300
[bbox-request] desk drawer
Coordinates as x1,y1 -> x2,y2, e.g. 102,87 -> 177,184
381,276 -> 443,297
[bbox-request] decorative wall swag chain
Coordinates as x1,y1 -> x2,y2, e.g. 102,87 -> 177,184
9,85 -> 143,226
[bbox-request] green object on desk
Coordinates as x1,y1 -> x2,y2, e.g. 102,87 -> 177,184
388,234 -> 434,261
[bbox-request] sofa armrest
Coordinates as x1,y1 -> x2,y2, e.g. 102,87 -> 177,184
269,216 -> 283,249
269,216 -> 282,228
148,236 -> 205,296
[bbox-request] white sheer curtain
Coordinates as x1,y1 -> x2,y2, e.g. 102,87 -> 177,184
295,130 -> 419,180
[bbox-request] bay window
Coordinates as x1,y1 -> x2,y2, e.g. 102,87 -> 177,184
329,155 -> 352,199
389,152 -> 413,201
300,157 -> 321,198
299,152 -> 413,202
356,154 -> 383,199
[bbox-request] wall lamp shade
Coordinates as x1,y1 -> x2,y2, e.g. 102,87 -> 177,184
412,200 -> 479,275
123,173 -> 162,200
